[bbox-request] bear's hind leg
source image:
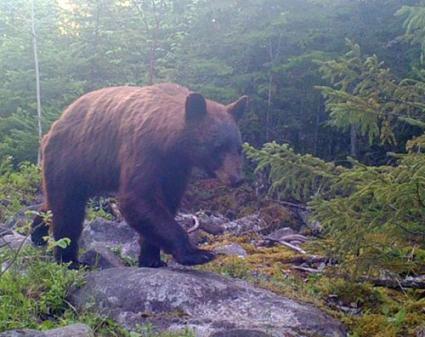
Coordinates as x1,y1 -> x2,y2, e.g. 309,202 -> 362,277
50,194 -> 86,267
139,238 -> 167,268
31,207 -> 49,246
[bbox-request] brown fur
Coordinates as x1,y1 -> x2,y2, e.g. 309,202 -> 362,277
32,83 -> 247,267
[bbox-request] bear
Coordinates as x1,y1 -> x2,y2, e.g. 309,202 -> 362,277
31,83 -> 248,268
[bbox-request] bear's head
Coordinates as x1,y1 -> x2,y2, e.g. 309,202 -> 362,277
185,92 -> 248,187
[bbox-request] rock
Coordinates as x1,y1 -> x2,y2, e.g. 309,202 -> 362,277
0,224 -> 13,237
214,244 -> 247,258
0,324 -> 93,337
0,231 -> 31,273
79,243 -> 126,269
79,215 -> 224,261
177,212 -> 227,235
267,227 -> 296,241
0,330 -> 44,337
70,267 -> 347,337
416,325 -> 425,337
196,212 -> 227,235
175,213 -> 197,231
4,203 -> 43,230
44,324 -> 93,337
79,218 -> 139,260
297,209 -> 322,233
0,231 -> 30,251
221,213 -> 267,235
209,330 -> 272,337
188,230 -> 210,245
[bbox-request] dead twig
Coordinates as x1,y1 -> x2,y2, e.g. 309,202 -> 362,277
292,266 -> 323,273
187,215 -> 200,234
278,255 -> 329,264
275,239 -> 307,254
359,275 -> 425,290
276,200 -> 307,210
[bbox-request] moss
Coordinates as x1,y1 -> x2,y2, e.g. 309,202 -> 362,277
199,255 -> 253,279
201,232 -> 425,337
317,278 -> 384,311
353,314 -> 398,337
258,203 -> 294,232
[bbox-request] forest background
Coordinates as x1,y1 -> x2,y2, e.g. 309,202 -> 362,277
1,1 -> 425,337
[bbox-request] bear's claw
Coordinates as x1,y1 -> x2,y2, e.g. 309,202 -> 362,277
175,249 -> 215,266
139,258 -> 168,268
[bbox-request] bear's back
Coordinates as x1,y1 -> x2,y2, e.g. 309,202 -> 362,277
41,84 -> 192,192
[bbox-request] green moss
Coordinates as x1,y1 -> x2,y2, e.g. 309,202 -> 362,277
353,314 -> 398,337
318,278 -> 384,311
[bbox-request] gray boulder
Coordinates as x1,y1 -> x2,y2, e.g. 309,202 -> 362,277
79,218 -> 139,260
70,267 -> 346,337
4,204 -> 42,230
213,244 -> 247,258
221,214 -> 268,235
79,243 -> 126,269
0,231 -> 30,251
0,224 -> 13,237
0,324 -> 93,337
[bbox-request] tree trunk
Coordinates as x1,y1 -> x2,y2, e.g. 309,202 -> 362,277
31,0 -> 42,165
350,124 -> 357,158
266,73 -> 273,142
313,102 -> 321,156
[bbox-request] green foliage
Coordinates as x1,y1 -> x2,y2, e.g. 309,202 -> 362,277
244,142 -> 344,202
312,152 -> 425,274
0,0 -> 416,162
247,141 -> 425,275
0,108 -> 60,164
0,158 -> 40,223
397,4 -> 425,62
0,247 -> 194,336
245,35 -> 425,275
0,247 -> 83,331
316,40 -> 425,146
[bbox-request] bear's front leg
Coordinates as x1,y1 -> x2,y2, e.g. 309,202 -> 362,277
119,194 -> 215,267
139,238 -> 167,267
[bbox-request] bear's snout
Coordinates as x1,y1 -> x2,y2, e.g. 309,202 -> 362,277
214,152 -> 243,188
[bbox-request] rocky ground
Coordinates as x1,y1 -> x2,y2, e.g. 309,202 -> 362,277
0,178 -> 351,337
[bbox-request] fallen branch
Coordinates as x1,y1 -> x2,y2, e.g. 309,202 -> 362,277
278,255 -> 329,264
109,201 -> 123,221
275,200 -> 307,210
187,215 -> 200,233
292,266 -> 323,273
275,239 -> 307,254
360,275 -> 425,290
278,234 -> 309,242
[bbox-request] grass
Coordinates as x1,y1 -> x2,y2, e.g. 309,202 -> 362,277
1,163 -> 424,337
0,244 -> 193,337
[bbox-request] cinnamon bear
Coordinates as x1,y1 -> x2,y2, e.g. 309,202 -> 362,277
31,83 -> 247,267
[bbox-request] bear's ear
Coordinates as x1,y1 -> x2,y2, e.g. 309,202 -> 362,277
185,93 -> 207,122
227,96 -> 248,121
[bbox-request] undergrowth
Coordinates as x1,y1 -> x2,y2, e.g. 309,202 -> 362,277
1,158 -> 424,337
200,234 -> 425,337
0,246 -> 194,337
